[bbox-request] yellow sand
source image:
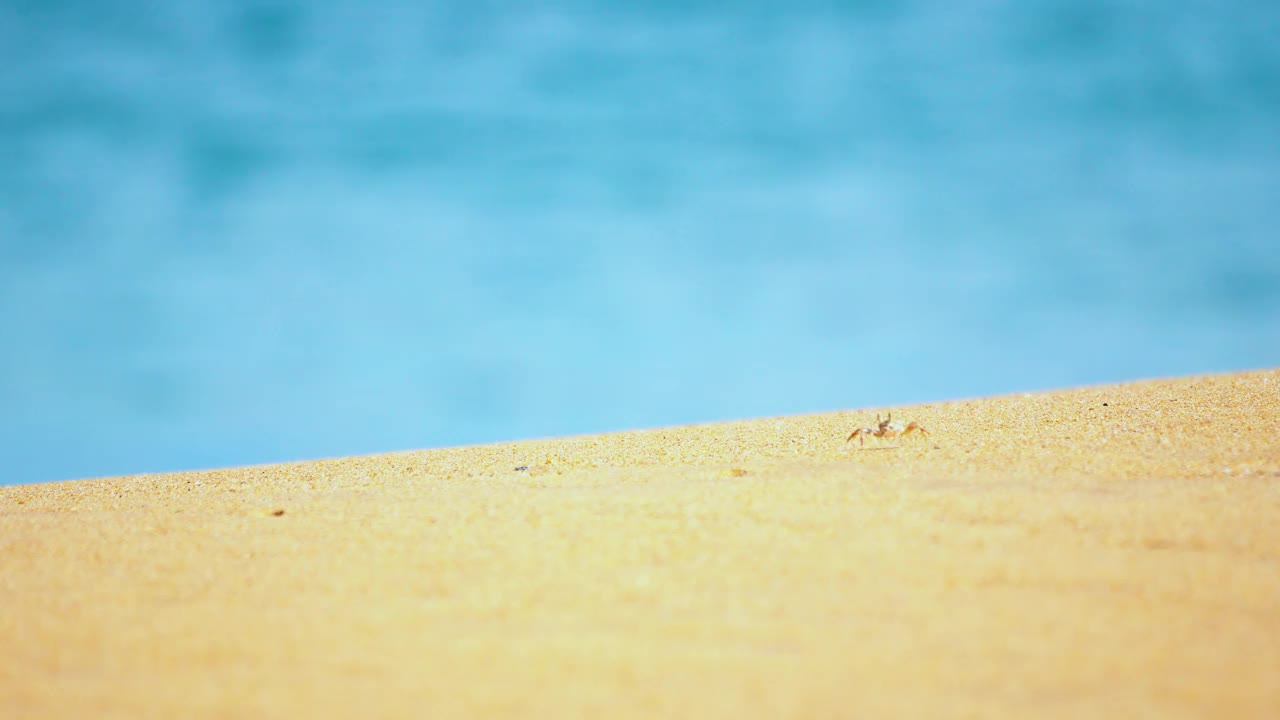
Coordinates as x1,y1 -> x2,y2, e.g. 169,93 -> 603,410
3,370 -> 1279,718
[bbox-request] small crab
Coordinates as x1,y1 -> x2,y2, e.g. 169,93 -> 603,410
846,412 -> 928,446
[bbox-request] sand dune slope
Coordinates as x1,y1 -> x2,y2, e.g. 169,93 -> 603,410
3,370 -> 1279,718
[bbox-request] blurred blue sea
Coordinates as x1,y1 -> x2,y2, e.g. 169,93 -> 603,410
2,1 -> 1278,485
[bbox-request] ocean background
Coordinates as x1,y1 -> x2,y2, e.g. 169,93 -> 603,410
2,1 -> 1277,486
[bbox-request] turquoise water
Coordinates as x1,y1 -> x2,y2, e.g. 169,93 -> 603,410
2,1 -> 1278,485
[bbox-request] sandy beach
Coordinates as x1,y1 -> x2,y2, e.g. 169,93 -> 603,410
3,369 -> 1278,718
